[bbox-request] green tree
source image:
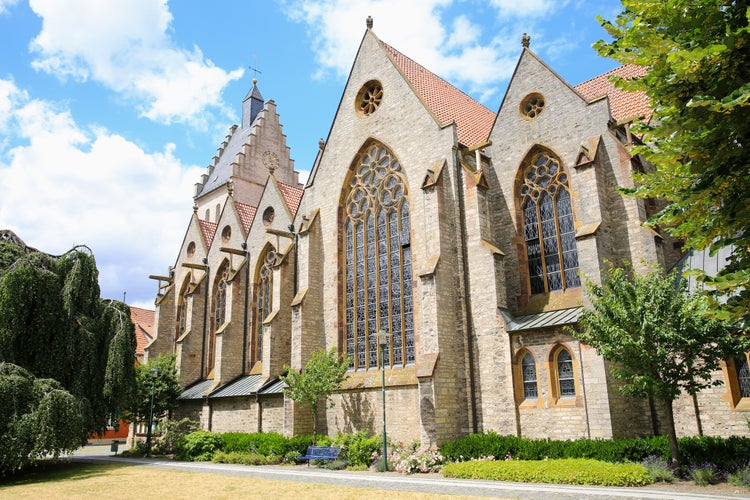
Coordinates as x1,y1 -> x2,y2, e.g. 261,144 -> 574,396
128,354 -> 182,429
0,235 -> 136,450
0,362 -> 86,475
570,262 -> 748,467
280,348 -> 349,444
594,0 -> 750,326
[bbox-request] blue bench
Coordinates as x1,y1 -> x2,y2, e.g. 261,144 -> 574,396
297,445 -> 341,466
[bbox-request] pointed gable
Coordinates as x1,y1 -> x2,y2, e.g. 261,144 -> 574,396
380,41 -> 495,147
575,64 -> 651,123
234,201 -> 257,235
198,219 -> 217,248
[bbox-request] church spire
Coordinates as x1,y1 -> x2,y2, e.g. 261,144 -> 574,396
242,64 -> 264,128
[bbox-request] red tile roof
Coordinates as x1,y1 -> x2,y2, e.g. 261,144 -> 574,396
380,41 -> 495,147
574,64 -> 652,123
198,219 -> 217,248
278,181 -> 303,217
234,201 -> 257,235
130,306 -> 154,357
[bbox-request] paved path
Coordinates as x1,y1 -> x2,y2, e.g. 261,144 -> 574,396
70,445 -> 748,500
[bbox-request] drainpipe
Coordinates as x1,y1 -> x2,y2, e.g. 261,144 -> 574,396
455,147 -> 479,433
577,341 -> 591,439
200,258 -> 210,378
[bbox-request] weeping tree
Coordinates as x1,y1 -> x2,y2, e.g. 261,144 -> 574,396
570,262 -> 748,468
0,231 -> 136,473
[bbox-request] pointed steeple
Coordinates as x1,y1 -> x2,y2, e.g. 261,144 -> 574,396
242,78 -> 264,128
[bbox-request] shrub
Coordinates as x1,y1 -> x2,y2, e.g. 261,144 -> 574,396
212,451 -> 282,465
331,430 -> 382,468
154,418 -> 199,456
175,431 -> 223,461
443,458 -> 652,486
391,448 -> 444,474
728,466 -> 750,489
220,432 -> 313,458
689,463 -> 721,486
641,455 -> 675,483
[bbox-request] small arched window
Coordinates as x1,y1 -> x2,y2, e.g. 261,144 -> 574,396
520,151 -> 580,294
521,352 -> 538,399
556,348 -> 576,398
255,246 -> 276,362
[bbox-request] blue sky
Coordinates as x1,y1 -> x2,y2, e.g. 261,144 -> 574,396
0,0 -> 625,309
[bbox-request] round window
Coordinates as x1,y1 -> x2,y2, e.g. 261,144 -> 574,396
221,225 -> 231,242
186,241 -> 196,258
356,80 -> 383,116
520,92 -> 545,119
262,206 -> 275,226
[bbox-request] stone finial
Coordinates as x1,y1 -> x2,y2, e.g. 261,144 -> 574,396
318,138 -> 325,151
227,180 -> 234,196
366,16 -> 373,29
193,204 -> 198,214
521,32 -> 530,48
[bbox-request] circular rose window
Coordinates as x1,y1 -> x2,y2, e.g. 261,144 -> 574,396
520,92 -> 545,119
356,80 -> 383,116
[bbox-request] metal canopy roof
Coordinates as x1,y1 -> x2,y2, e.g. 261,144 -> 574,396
210,374 -> 263,398
502,306 -> 583,332
177,379 -> 215,400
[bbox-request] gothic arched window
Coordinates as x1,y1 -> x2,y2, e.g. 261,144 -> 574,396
207,261 -> 229,375
343,143 -> 414,370
255,246 -> 275,362
175,278 -> 189,350
520,151 -> 580,294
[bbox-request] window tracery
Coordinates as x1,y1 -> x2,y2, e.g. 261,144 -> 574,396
344,143 -> 414,370
256,246 -> 275,361
520,151 -> 581,294
207,262 -> 229,375
556,348 -> 576,398
522,352 -> 538,399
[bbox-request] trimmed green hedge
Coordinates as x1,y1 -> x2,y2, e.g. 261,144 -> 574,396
220,432 -> 311,457
440,431 -> 750,470
442,458 -> 652,486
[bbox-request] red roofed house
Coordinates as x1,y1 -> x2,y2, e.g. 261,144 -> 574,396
146,21 -> 748,446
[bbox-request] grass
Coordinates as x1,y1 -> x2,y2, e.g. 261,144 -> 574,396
0,461 -> 482,500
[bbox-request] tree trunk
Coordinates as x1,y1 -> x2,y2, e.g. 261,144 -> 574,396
311,402 -> 318,445
662,399 -> 682,468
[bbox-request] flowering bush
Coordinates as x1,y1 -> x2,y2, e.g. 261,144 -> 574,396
391,448 -> 445,474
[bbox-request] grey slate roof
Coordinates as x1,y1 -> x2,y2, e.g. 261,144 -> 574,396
195,83 -> 264,199
259,378 -> 285,395
501,307 -> 583,332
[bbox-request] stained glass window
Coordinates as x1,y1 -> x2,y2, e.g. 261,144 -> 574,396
521,352 -> 538,399
207,263 -> 229,375
557,349 -> 575,398
736,355 -> 750,398
343,143 -> 414,370
520,152 -> 581,294
256,247 -> 275,361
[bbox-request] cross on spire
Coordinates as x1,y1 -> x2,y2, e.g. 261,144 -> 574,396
249,56 -> 262,83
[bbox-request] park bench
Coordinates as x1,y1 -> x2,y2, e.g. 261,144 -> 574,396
297,445 -> 341,466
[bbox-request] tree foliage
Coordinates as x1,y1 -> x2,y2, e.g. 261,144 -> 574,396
0,363 -> 86,475
281,348 -> 349,444
127,354 -> 182,426
594,0 -> 750,326
0,235 -> 136,467
570,262 -> 748,466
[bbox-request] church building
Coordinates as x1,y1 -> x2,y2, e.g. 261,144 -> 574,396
146,20 -> 750,447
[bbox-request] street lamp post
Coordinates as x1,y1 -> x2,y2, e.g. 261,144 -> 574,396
145,367 -> 159,457
377,329 -> 389,471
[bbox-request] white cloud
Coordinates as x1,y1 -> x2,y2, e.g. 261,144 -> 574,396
488,0 -> 563,17
27,0 -> 243,126
0,0 -> 17,15
0,78 -> 202,305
